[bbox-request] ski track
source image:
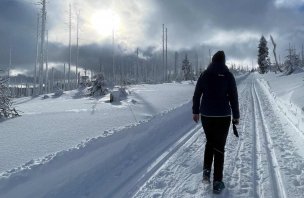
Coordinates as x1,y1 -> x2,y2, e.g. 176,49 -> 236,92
254,76 -> 304,197
133,74 -> 304,198
133,75 -> 249,198
252,80 -> 285,198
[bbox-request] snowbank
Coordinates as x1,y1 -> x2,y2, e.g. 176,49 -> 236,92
258,72 -> 304,136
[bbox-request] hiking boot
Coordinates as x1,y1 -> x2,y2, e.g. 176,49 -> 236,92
202,169 -> 211,183
213,181 -> 225,194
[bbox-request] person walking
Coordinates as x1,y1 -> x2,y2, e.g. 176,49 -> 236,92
192,50 -> 240,194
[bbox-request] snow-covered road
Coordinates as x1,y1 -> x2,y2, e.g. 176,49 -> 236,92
1,73 -> 304,198
133,74 -> 304,198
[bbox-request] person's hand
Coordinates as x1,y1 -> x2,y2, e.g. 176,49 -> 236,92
232,118 -> 239,125
193,114 -> 200,123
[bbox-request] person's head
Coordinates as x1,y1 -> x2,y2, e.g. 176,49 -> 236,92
212,51 -> 225,64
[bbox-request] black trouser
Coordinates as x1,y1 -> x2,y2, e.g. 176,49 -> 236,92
201,116 -> 231,182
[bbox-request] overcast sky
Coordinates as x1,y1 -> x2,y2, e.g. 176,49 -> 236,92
0,0 -> 304,75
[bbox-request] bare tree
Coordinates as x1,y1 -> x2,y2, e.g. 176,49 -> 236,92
301,44 -> 304,68
162,24 -> 165,82
45,30 -> 49,93
68,3 -> 72,90
34,13 -> 40,96
76,11 -> 80,87
174,51 -> 178,79
112,21 -> 115,83
270,35 -> 282,72
38,0 -> 47,95
63,63 -> 66,90
165,27 -> 168,82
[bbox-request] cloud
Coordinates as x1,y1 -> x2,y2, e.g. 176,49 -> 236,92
0,0 -> 37,68
275,0 -> 304,8
1,0 -> 304,73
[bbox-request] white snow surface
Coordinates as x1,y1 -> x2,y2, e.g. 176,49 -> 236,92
0,82 -> 194,173
1,73 -> 304,198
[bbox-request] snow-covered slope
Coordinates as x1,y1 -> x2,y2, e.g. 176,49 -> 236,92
259,72 -> 304,151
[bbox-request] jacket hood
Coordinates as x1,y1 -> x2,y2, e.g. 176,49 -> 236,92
212,51 -> 225,64
206,62 -> 229,74
207,50 -> 229,73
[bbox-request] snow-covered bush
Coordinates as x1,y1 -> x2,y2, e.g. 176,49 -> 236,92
0,71 -> 19,118
89,73 -> 109,96
53,87 -> 64,97
284,48 -> 301,75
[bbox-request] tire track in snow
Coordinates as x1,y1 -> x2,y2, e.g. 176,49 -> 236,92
252,79 -> 287,198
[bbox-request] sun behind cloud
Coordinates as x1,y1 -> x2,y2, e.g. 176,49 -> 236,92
90,9 -> 121,38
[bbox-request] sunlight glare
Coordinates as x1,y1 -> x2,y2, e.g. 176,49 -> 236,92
90,9 -> 121,37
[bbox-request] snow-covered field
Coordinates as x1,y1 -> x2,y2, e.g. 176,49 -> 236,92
1,73 -> 304,198
0,82 -> 195,173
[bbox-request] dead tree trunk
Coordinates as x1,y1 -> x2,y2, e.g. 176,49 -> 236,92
68,4 -> 72,90
39,0 -> 46,95
76,11 -> 80,87
165,27 -> 168,82
45,30 -> 49,93
34,13 -> 39,96
270,35 -> 283,72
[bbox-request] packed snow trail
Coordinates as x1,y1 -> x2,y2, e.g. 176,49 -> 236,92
133,73 -> 304,198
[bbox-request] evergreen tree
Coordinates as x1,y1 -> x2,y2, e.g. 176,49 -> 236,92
181,54 -> 193,80
258,35 -> 270,74
0,71 -> 19,118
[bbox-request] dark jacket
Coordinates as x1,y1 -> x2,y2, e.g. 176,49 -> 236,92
192,62 -> 240,119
